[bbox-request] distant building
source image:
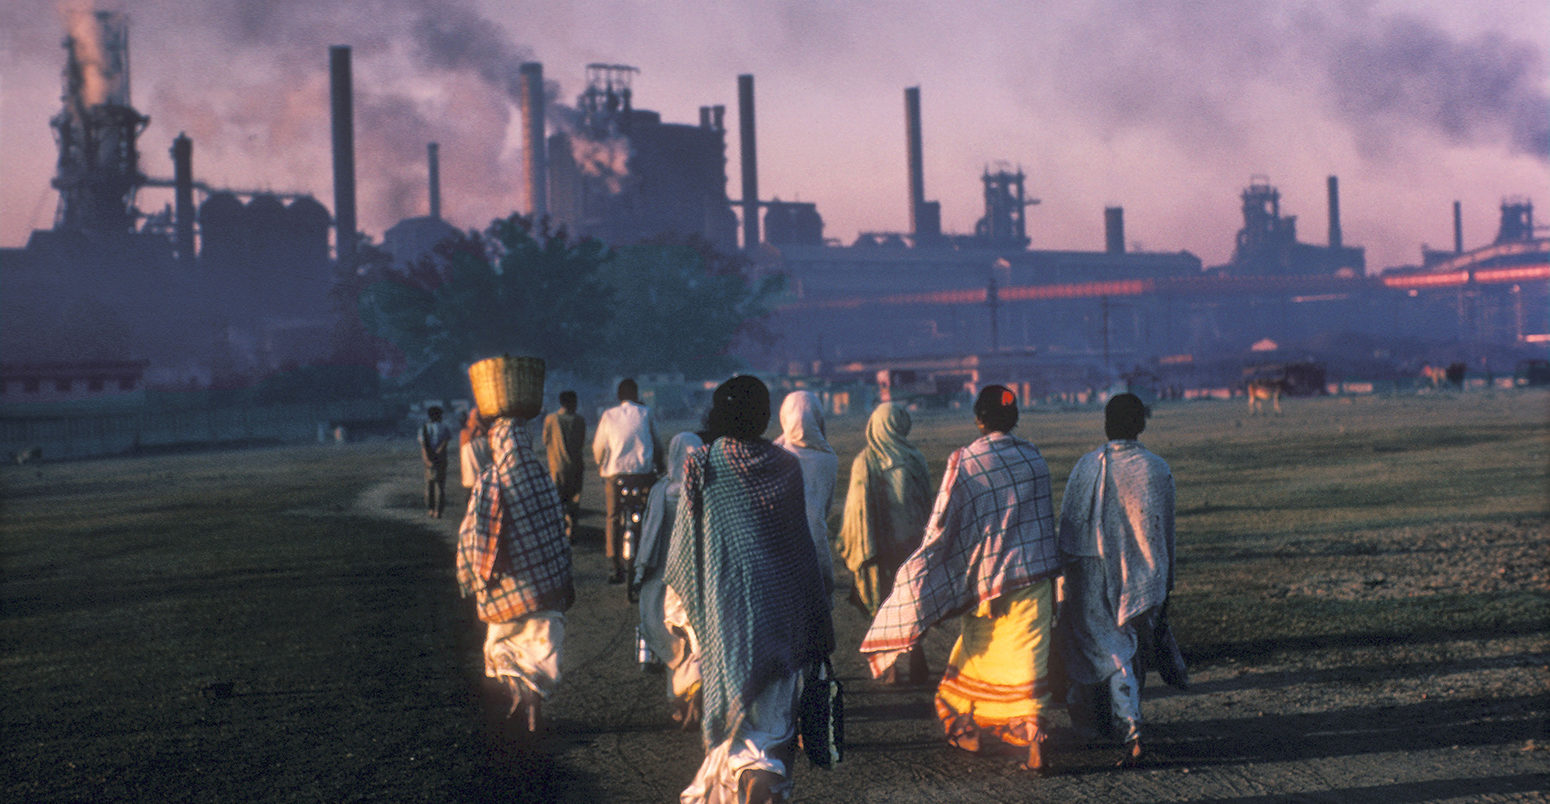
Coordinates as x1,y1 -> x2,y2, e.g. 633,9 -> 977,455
546,65 -> 739,249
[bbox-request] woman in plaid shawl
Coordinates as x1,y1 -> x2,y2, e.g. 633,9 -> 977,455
666,375 -> 835,804
859,386 -> 1061,772
457,414 -> 574,738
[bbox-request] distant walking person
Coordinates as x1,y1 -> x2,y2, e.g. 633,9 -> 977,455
457,412 -> 574,738
419,405 -> 452,518
667,376 -> 834,803
593,379 -> 662,584
543,390 -> 587,539
634,430 -> 705,728
1055,393 -> 1176,765
773,390 -> 839,595
460,409 -> 493,490
860,385 -> 1061,772
837,401 -> 933,683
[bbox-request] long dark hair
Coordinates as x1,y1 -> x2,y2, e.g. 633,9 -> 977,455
702,375 -> 771,442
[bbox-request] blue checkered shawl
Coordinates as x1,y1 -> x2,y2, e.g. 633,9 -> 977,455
860,432 -> 1058,660
664,437 -> 836,748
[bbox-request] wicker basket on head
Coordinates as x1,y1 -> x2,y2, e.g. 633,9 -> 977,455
468,355 -> 545,420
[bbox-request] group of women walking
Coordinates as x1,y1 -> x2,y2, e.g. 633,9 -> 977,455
461,370 -> 1177,804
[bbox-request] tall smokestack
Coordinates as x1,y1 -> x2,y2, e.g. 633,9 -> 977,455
738,74 -> 759,249
330,45 -> 357,264
171,132 -> 195,263
1326,175 -> 1342,249
1104,206 -> 1125,254
905,87 -> 925,237
427,142 -> 441,220
1453,200 -> 1464,253
519,62 -> 546,220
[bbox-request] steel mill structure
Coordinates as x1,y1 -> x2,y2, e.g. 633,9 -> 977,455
544,63 -> 740,250
1,12 -> 1545,409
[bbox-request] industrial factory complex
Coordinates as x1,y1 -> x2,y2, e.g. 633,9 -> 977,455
3,10 -> 1547,419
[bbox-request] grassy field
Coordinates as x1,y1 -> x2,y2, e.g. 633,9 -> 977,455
2,388 -> 1546,801
1,448 -> 498,801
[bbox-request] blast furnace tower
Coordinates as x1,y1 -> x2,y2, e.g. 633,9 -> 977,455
50,9 -> 148,234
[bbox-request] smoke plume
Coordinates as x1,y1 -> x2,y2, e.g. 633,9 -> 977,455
1322,12 -> 1549,161
58,3 -> 109,106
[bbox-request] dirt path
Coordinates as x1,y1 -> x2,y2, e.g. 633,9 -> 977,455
353,461 -> 1549,802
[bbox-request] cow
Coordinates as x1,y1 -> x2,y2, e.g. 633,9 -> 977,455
1246,378 -> 1283,415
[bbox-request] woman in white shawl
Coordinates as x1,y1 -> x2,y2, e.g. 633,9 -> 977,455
1055,393 -> 1176,764
634,431 -> 705,726
773,390 -> 838,596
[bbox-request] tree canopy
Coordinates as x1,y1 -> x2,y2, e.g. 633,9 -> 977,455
357,215 -> 781,393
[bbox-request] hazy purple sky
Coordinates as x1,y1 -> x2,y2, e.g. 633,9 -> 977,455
2,0 -> 1545,271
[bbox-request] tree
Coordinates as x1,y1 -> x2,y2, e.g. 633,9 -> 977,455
358,215 -> 614,393
602,235 -> 784,379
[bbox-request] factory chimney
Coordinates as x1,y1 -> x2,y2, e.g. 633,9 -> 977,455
427,142 -> 441,220
171,133 -> 195,262
1327,175 -> 1342,249
903,87 -> 941,241
1453,201 -> 1463,253
1105,206 -> 1125,254
738,74 -> 760,249
905,87 -> 925,236
330,45 -> 358,264
519,62 -> 546,220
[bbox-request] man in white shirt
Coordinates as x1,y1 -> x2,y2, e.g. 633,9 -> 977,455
592,379 -> 662,584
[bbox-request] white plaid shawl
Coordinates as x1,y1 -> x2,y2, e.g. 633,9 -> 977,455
664,437 -> 835,748
859,432 -> 1059,673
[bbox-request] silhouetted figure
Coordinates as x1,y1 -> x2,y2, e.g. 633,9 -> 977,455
543,390 -> 587,539
418,406 -> 451,518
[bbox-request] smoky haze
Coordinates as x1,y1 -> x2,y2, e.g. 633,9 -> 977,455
0,0 -> 1544,270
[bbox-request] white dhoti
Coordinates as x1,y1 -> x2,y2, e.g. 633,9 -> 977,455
679,669 -> 800,804
484,611 -> 565,700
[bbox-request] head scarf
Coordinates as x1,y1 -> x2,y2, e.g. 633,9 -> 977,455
837,402 -> 933,610
638,431 -> 705,582
864,402 -> 922,473
773,390 -> 834,454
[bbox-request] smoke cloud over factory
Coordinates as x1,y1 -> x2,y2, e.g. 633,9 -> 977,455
1,0 -> 1544,267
